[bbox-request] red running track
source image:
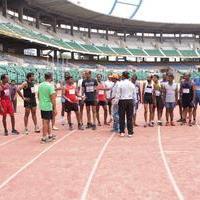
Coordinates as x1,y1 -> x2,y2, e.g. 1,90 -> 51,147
0,104 -> 200,200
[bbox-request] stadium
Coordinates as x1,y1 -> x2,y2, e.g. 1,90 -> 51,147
0,0 -> 200,199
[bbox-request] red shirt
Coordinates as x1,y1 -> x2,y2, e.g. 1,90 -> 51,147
0,84 -> 10,100
97,83 -> 107,102
65,84 -> 78,103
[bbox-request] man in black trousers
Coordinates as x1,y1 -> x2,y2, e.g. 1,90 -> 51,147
116,71 -> 136,137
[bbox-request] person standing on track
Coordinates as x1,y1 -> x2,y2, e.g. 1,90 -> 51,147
192,76 -> 200,125
179,73 -> 194,126
0,74 -> 19,136
77,71 -> 85,126
18,73 -> 40,134
10,80 -> 18,113
105,75 -> 114,123
110,74 -> 120,132
177,75 -> 184,123
96,74 -> 110,126
131,74 -> 141,127
142,75 -> 154,127
38,73 -> 57,143
82,70 -> 98,130
153,75 -> 164,126
116,71 -> 136,137
62,76 -> 84,130
163,73 -> 178,126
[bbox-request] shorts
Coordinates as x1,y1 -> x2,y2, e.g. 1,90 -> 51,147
107,100 -> 112,107
165,102 -> 176,109
79,100 -> 85,106
182,98 -> 194,108
144,95 -> 153,104
85,101 -> 97,106
65,100 -> 79,112
41,110 -> 53,120
98,101 -> 107,106
0,99 -> 14,116
156,96 -> 164,109
195,93 -> 200,105
24,100 -> 37,109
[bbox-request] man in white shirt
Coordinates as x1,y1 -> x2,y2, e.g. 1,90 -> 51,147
116,71 -> 137,137
105,75 -> 114,122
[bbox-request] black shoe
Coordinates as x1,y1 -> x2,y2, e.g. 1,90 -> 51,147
48,134 -> 56,140
41,137 -> 53,144
92,124 -> 96,130
12,129 -> 19,135
78,124 -> 84,130
86,123 -> 92,129
177,118 -> 182,122
4,130 -> 8,136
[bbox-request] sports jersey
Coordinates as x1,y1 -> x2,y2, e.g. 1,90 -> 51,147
65,84 -> 78,103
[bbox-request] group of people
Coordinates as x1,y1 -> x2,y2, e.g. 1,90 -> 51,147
0,69 -> 200,142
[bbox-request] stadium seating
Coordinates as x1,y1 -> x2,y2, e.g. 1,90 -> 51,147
161,49 -> 180,57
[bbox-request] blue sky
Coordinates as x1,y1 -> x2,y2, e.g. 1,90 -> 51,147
69,0 -> 200,24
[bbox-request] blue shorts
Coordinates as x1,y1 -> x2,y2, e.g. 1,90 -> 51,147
165,102 -> 176,109
195,93 -> 200,105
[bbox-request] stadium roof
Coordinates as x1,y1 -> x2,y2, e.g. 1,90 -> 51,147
14,0 -> 200,34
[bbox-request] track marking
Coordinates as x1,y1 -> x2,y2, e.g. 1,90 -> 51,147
158,126 -> 184,200
197,124 -> 200,130
80,133 -> 115,200
0,130 -> 76,190
0,135 -> 24,148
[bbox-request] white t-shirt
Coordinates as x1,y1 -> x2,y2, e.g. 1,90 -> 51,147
105,80 -> 114,99
165,82 -> 177,103
77,79 -> 83,100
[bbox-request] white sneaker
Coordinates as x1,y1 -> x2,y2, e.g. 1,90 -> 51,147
120,133 -> 125,137
24,128 -> 29,135
34,126 -> 40,133
52,126 -> 59,131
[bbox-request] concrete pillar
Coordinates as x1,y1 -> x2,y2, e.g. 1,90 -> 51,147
37,48 -> 41,57
88,26 -> 91,38
18,6 -> 23,22
36,13 -> 40,29
54,50 -> 57,61
106,28 -> 109,41
52,18 -> 57,33
2,0 -> 7,18
124,31 -> 126,42
70,24 -> 74,36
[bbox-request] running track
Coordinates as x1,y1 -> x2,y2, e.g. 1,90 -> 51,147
0,102 -> 200,200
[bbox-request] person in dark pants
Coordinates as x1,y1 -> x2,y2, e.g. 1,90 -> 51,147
116,71 -> 136,137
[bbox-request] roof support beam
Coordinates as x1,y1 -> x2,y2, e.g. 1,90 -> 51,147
2,0 -> 7,18
18,6 -> 24,23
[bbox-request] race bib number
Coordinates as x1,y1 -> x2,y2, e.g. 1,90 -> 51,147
4,89 -> 10,96
99,90 -> 104,95
69,89 -> 75,95
86,86 -> 94,92
31,87 -> 35,93
155,90 -> 161,96
183,88 -> 190,94
145,88 -> 152,93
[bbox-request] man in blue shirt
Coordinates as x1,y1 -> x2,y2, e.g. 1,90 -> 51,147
192,76 -> 200,124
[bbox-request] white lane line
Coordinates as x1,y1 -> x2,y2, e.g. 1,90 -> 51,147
0,130 -> 76,190
197,124 -> 200,129
158,126 -> 184,200
80,133 -> 115,200
0,135 -> 24,148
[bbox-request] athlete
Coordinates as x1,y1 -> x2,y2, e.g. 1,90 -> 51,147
163,73 -> 178,126
131,74 -> 141,126
142,75 -> 154,127
62,76 -> 84,130
82,70 -> 98,130
18,73 -> 40,134
0,74 -> 19,136
179,73 -> 194,126
96,74 -> 110,126
153,75 -> 164,125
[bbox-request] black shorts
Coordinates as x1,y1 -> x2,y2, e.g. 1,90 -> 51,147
156,96 -> 164,109
41,110 -> 53,120
107,100 -> 112,107
79,100 -> 85,106
85,101 -> 97,106
182,98 -> 194,108
144,94 -> 153,104
24,100 -> 37,108
98,101 -> 107,106
65,100 -> 79,112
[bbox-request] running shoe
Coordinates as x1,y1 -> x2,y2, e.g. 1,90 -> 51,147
86,123 -> 92,129
192,120 -> 196,125
52,126 -> 59,131
12,129 -> 20,135
92,124 -> 96,130
180,119 -> 186,126
40,137 -> 53,144
78,124 -> 84,130
157,121 -> 162,126
144,122 -> 148,128
127,134 -> 133,138
48,134 -> 56,140
120,133 -> 125,137
34,126 -> 40,133
4,130 -> 8,136
24,128 -> 29,135
177,118 -> 183,122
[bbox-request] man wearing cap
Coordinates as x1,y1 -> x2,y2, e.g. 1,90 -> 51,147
116,71 -> 136,137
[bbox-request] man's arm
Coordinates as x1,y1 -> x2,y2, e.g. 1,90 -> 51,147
50,93 -> 57,116
17,82 -> 28,101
